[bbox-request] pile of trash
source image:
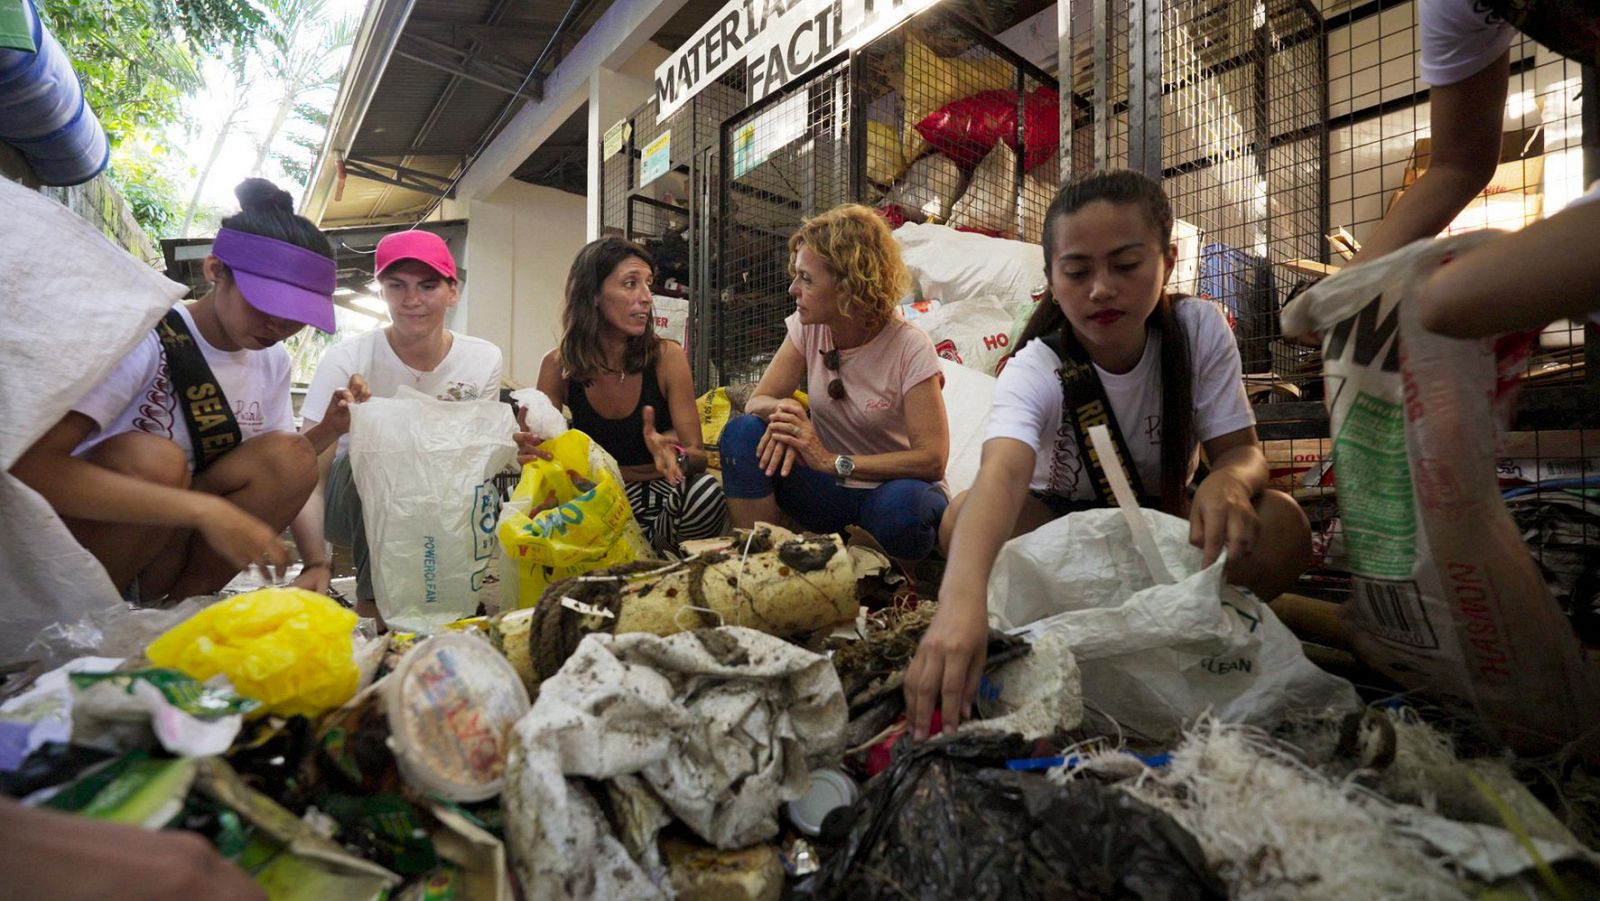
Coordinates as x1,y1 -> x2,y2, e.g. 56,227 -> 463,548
7,499 -> 1600,901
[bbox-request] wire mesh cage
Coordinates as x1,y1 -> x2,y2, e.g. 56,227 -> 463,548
710,10 -> 1062,388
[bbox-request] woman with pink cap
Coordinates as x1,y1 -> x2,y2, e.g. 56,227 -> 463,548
11,179 -> 337,601
297,228 -> 503,614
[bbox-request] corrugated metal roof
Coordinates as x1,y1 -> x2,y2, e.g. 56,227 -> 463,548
322,0 -> 622,227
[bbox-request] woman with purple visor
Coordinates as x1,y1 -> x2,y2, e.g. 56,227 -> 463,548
11,179 -> 338,601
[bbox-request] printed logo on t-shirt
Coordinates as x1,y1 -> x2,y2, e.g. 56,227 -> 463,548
1047,416 -> 1083,495
1144,415 -> 1162,444
132,359 -> 177,439
235,400 -> 263,431
438,381 -> 485,402
865,398 -> 891,412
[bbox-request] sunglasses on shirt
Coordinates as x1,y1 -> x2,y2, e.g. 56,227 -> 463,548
823,348 -> 845,400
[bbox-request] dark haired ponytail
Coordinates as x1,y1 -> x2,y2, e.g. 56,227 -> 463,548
1152,294 -> 1193,516
220,177 -> 333,260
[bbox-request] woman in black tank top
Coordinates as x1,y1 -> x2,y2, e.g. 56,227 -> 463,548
523,237 -> 727,551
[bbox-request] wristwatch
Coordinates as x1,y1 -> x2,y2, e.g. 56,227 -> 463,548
833,454 -> 856,479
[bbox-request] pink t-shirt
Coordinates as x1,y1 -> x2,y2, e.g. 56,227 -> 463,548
785,312 -> 945,489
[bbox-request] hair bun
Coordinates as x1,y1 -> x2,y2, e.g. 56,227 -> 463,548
234,178 -> 294,215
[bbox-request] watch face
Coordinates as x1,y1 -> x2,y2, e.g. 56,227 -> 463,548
836,455 -> 855,477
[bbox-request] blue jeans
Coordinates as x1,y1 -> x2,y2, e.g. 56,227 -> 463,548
720,414 -> 947,560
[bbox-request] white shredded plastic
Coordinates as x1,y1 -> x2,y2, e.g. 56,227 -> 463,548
1116,719 -> 1467,900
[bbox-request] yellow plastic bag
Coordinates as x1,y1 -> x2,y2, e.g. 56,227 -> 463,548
496,429 -> 644,609
696,387 -> 807,470
145,587 -> 359,718
696,388 -> 734,470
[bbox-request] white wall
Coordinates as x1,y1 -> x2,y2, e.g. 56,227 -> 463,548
459,180 -> 587,386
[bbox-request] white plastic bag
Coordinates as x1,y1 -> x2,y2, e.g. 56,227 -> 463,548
0,179 -> 187,663
909,294 -> 1034,376
1281,233 -> 1600,753
894,222 -> 1045,311
994,506 -> 1359,740
651,293 -> 689,348
349,388 -> 518,632
939,360 -> 995,496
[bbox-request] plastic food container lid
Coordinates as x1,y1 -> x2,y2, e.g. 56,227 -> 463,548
786,768 -> 859,836
383,632 -> 531,802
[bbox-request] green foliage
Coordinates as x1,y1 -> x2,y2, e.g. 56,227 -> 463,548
38,0 -> 264,147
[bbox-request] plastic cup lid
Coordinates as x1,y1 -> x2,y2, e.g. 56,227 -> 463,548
786,768 -> 859,836
383,632 -> 531,802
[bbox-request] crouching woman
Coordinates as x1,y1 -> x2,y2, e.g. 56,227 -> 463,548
721,204 -> 950,560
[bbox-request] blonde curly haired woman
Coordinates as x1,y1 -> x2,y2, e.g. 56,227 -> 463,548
722,204 -> 950,559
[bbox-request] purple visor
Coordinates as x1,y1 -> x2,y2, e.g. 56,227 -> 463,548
212,227 -> 337,333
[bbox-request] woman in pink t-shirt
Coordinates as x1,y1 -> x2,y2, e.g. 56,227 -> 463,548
721,204 -> 950,560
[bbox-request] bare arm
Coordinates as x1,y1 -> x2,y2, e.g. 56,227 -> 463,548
10,414 -> 288,577
904,437 -> 1037,739
652,341 -> 709,474
774,375 -> 949,481
1348,53 -> 1510,266
14,414 -> 227,528
1,798 -> 266,901
535,349 -> 568,416
744,339 -> 808,419
1418,200 -> 1600,337
1190,426 -> 1270,567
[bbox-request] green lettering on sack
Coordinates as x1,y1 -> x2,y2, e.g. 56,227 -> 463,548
1333,391 -> 1416,579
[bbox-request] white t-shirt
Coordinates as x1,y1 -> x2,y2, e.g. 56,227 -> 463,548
1419,0 -> 1514,86
72,303 -> 295,469
302,328 -> 504,456
984,298 -> 1255,500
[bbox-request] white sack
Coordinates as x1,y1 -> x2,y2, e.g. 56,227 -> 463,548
349,389 -> 517,632
1281,233 -> 1600,754
651,293 -> 688,348
910,294 -> 1034,377
939,359 -> 995,496
504,627 -> 845,901
0,179 -> 187,663
894,222 -> 1045,311
997,507 -> 1359,740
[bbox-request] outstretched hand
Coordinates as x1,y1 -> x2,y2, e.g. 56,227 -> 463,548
196,496 -> 289,583
513,406 -> 555,467
642,405 -> 684,485
1189,471 -> 1259,568
903,589 -> 990,741
320,374 -> 371,437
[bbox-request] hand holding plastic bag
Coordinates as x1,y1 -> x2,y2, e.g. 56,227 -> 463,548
348,388 -> 518,632
497,429 -> 651,609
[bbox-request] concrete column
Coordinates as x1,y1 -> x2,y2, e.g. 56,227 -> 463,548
458,180 -> 587,386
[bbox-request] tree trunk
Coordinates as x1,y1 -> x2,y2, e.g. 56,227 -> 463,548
179,102 -> 242,237
250,84 -> 297,176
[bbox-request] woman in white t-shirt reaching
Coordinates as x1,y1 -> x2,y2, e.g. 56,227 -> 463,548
10,179 -> 336,602
297,230 -> 503,613
904,171 -> 1314,741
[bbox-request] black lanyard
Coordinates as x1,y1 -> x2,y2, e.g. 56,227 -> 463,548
1040,325 -> 1157,508
155,309 -> 242,472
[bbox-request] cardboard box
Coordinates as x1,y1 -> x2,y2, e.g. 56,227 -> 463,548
1387,127 -> 1545,233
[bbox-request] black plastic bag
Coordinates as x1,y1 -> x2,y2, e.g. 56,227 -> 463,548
802,735 -> 1224,900
1511,498 -> 1600,645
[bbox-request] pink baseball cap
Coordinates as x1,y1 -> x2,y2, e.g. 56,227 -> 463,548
375,230 -> 457,280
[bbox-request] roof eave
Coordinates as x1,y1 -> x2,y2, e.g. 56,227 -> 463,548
303,0 -> 420,225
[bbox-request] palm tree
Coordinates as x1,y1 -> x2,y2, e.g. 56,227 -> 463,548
179,45 -> 253,237
249,0 -> 357,178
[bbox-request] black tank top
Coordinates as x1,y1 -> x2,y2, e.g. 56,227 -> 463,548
566,366 -> 672,467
